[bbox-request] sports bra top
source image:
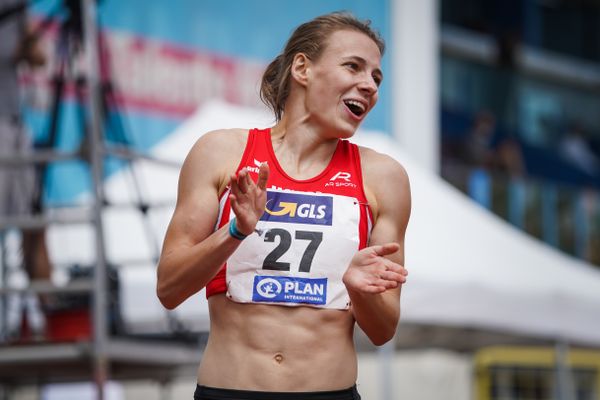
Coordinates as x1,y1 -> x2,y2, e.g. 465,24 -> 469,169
206,128 -> 372,309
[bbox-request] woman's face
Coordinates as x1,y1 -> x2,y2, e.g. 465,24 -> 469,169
304,29 -> 382,139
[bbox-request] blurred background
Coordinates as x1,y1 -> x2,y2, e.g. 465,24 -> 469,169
0,0 -> 599,399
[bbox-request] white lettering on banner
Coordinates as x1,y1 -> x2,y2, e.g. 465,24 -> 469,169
109,33 -> 243,111
22,28 -> 265,115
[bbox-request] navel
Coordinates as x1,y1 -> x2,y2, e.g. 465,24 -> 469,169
273,353 -> 284,364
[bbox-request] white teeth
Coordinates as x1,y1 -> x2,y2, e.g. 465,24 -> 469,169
344,99 -> 366,113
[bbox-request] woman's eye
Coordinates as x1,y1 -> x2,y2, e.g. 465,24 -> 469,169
345,62 -> 359,70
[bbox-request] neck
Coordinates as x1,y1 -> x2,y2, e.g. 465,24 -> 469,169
270,114 -> 340,179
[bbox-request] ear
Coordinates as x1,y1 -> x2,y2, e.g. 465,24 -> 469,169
290,53 -> 310,87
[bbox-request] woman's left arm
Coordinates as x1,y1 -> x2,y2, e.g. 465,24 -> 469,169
342,150 -> 411,345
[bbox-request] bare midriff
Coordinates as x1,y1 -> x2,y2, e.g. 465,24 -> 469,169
197,294 -> 358,391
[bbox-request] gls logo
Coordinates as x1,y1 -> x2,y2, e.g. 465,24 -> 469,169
260,191 -> 333,225
325,171 -> 357,188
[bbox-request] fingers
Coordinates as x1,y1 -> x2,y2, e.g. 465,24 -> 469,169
377,279 -> 399,290
257,162 -> 270,191
379,269 -> 405,282
365,273 -> 402,293
237,168 -> 250,194
228,165 -> 268,225
360,285 -> 388,294
232,165 -> 269,194
229,168 -> 252,198
372,259 -> 407,288
371,242 -> 401,257
354,277 -> 398,294
229,174 -> 240,201
345,264 -> 407,293
228,171 -> 246,213
382,259 -> 408,277
245,169 -> 253,189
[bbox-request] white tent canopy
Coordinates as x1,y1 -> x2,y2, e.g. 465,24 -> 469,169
47,100 -> 600,348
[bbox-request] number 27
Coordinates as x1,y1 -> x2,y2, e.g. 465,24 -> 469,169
262,229 -> 322,273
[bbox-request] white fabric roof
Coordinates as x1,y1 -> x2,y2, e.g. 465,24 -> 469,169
358,134 -> 600,347
47,100 -> 600,347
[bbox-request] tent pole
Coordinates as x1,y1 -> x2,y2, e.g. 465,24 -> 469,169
81,0 -> 109,399
378,339 -> 394,400
554,340 -> 575,400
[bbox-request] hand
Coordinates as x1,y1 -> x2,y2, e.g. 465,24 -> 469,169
343,243 -> 407,294
229,163 -> 270,235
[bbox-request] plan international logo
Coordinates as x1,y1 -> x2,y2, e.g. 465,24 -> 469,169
260,192 -> 333,226
252,276 -> 327,305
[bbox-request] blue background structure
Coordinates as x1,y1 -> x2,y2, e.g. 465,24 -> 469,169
29,0 -> 391,205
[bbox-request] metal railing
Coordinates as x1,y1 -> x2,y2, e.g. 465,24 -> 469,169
442,161 -> 600,267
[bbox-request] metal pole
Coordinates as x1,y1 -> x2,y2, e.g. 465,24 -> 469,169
378,339 -> 394,400
555,340 -> 575,400
81,1 -> 109,399
0,234 -> 7,342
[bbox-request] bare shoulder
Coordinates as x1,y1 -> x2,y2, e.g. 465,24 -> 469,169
186,128 -> 248,164
180,128 -> 249,191
358,146 -> 410,207
359,146 -> 411,223
358,146 -> 409,187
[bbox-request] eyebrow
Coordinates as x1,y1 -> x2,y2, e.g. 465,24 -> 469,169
343,55 -> 384,81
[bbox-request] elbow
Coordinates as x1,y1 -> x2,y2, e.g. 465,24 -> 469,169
364,315 -> 399,346
368,327 -> 396,346
156,264 -> 184,310
157,292 -> 176,310
159,297 -> 178,311
156,283 -> 180,310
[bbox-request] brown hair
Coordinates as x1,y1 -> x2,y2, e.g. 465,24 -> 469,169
260,12 -> 385,121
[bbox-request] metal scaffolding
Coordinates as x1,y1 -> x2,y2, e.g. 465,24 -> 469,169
0,1 -> 201,399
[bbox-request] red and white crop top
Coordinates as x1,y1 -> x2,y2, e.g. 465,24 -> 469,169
205,128 -> 373,310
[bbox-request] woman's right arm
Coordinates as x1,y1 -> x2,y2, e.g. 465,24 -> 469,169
156,130 -> 269,309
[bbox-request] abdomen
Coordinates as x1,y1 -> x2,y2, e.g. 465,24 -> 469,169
197,294 -> 358,391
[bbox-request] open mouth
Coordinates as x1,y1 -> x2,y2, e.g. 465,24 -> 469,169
343,99 -> 366,118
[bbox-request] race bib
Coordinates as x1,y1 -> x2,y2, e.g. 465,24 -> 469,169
226,189 -> 361,309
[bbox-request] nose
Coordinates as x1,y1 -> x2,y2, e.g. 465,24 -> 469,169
358,75 -> 378,96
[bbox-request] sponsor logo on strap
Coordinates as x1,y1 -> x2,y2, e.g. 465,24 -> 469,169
245,159 -> 265,174
325,171 -> 357,188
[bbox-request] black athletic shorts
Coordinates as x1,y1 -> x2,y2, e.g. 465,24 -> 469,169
193,384 -> 362,400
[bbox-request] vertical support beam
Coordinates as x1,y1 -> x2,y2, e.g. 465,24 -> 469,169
81,1 -> 109,399
391,0 -> 440,173
378,340 -> 394,400
554,341 -> 576,400
573,191 -> 590,260
541,184 -> 558,246
508,178 -> 526,229
0,234 -> 7,342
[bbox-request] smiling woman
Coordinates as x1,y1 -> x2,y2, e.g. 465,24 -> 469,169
156,12 -> 411,400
